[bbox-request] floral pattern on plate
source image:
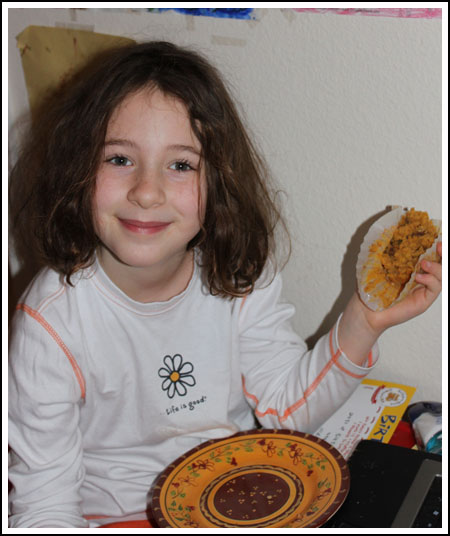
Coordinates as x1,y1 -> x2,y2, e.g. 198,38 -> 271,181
151,429 -> 349,528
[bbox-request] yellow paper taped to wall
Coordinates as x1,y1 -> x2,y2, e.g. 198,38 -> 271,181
16,25 -> 135,113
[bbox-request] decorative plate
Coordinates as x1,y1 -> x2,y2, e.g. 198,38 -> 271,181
150,429 -> 349,528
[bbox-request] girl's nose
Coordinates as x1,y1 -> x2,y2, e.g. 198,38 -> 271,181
127,168 -> 166,209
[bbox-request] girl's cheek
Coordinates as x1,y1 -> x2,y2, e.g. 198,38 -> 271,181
94,176 -> 122,206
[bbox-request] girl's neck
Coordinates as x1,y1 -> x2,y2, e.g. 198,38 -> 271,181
96,248 -> 195,303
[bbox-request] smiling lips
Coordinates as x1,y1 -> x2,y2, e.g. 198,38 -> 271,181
119,219 -> 171,235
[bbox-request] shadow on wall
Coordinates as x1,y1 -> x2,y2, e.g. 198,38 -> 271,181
304,207 -> 391,349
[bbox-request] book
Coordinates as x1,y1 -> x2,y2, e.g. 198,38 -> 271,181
314,378 -> 416,459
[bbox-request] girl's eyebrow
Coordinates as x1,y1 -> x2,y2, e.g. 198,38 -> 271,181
104,138 -> 138,148
104,138 -> 200,156
168,144 -> 201,156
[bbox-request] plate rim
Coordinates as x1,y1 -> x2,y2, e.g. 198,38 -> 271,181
150,428 -> 350,528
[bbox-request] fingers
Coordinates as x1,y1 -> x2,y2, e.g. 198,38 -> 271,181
415,257 -> 442,296
419,258 -> 442,282
414,273 -> 441,296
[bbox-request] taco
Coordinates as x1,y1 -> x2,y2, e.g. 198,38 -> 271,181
356,207 -> 441,311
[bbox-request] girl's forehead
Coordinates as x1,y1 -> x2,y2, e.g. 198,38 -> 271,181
111,88 -> 188,121
105,88 -> 202,148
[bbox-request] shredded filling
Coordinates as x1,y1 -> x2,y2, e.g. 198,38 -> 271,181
364,208 -> 438,308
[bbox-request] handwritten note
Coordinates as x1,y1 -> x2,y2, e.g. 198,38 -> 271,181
314,378 -> 416,459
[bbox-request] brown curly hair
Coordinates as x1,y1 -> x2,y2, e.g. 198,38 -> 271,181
9,41 -> 290,298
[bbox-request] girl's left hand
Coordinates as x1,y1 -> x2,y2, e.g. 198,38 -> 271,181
360,241 -> 442,336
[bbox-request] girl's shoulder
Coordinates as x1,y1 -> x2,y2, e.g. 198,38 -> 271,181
15,267 -> 64,312
14,265 -> 91,316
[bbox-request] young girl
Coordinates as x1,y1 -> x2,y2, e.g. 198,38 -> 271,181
8,41 -> 442,528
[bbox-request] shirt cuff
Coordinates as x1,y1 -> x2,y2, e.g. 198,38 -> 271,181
332,313 -> 379,373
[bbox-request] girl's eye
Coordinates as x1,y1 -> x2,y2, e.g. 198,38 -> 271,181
170,160 -> 195,172
107,155 -> 132,166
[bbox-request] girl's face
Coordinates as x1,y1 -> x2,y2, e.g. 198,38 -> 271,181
93,88 -> 207,275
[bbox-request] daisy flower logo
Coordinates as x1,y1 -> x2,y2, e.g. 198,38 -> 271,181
158,354 -> 196,398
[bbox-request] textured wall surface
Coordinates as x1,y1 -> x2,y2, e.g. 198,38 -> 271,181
8,8 -> 443,402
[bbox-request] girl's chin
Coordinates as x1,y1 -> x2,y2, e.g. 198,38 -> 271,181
98,245 -> 190,271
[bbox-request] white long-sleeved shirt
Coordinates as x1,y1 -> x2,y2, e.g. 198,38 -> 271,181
8,255 -> 378,528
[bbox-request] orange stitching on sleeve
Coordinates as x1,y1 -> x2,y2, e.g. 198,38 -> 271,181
242,376 -> 279,417
276,341 -> 340,421
242,327 -> 336,422
328,329 -> 367,379
333,359 -> 367,379
241,375 -> 258,404
243,362 -> 334,422
242,324 -> 366,423
16,303 -> 86,399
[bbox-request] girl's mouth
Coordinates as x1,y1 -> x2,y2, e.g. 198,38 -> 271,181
119,219 -> 171,235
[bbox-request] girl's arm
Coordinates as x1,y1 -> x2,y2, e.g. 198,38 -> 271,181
8,312 -> 88,528
238,271 -> 379,434
338,242 -> 442,365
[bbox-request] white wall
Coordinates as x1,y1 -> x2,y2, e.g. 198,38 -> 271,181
8,8 -> 443,403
